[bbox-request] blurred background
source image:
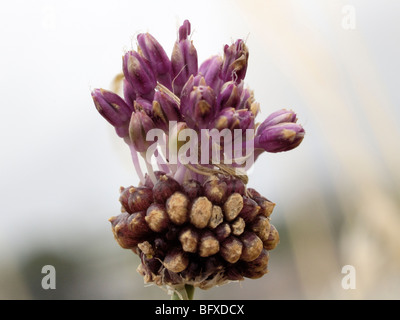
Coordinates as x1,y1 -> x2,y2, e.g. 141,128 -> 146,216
1,0 -> 399,299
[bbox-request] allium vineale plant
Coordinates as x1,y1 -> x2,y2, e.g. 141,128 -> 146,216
91,20 -> 305,300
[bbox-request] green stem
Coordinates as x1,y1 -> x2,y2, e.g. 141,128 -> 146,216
171,284 -> 195,300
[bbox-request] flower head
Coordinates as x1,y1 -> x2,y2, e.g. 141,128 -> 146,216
92,19 -> 305,299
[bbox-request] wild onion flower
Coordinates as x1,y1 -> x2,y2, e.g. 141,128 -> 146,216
91,19 -> 305,300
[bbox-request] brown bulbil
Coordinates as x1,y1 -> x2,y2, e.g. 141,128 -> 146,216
220,236 -> 243,263
240,231 -> 263,262
199,231 -> 220,257
231,217 -> 245,236
250,215 -> 271,241
152,174 -> 181,203
163,249 -> 189,273
166,191 -> 189,225
128,211 -> 151,238
190,196 -> 213,228
119,186 -> 132,213
263,224 -> 280,250
214,222 -> 231,241
223,193 -> 244,221
242,268 -> 268,279
239,196 -> 260,223
182,179 -> 203,200
138,241 -> 155,257
179,227 -> 199,253
127,187 -> 154,213
142,171 -> 166,188
203,176 -> 229,204
109,213 -> 140,249
247,188 -> 275,217
145,203 -> 169,232
208,205 -> 224,229
244,248 -> 269,272
221,175 -> 246,196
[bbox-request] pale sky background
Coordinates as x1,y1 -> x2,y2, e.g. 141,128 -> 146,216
1,0 -> 399,299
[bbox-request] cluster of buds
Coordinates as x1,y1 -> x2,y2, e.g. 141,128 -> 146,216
91,19 -> 305,297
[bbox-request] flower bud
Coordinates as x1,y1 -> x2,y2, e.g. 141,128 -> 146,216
91,88 -> 133,138
199,55 -> 223,92
181,77 -> 216,130
221,39 -> 249,83
216,81 -> 241,111
123,50 -> 156,98
255,122 -> 305,153
137,32 -> 172,89
171,20 -> 198,96
152,91 -> 181,131
128,109 -> 156,153
123,78 -> 136,109
212,107 -> 254,132
257,109 -> 297,134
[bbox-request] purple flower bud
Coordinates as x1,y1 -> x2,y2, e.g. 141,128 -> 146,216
171,20 -> 198,96
216,81 -> 241,112
221,39 -> 249,83
152,91 -> 181,131
91,88 -> 133,138
137,33 -> 172,90
257,109 -> 297,134
254,122 -> 305,153
199,55 -> 223,93
211,107 -> 254,132
123,50 -> 156,98
134,97 -> 153,117
181,77 -> 216,130
129,110 -> 156,152
236,86 -> 260,117
123,79 -> 136,109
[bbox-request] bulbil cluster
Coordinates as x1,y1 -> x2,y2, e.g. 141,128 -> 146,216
110,173 -> 279,289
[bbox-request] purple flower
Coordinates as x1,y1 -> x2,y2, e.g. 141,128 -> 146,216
91,88 -> 133,138
199,55 -> 223,93
129,110 -> 156,153
123,50 -> 156,99
137,32 -> 172,90
211,107 -> 254,132
257,109 -> 297,133
171,20 -> 198,96
152,90 -> 181,132
254,122 -> 305,153
221,39 -> 249,84
180,76 -> 216,130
